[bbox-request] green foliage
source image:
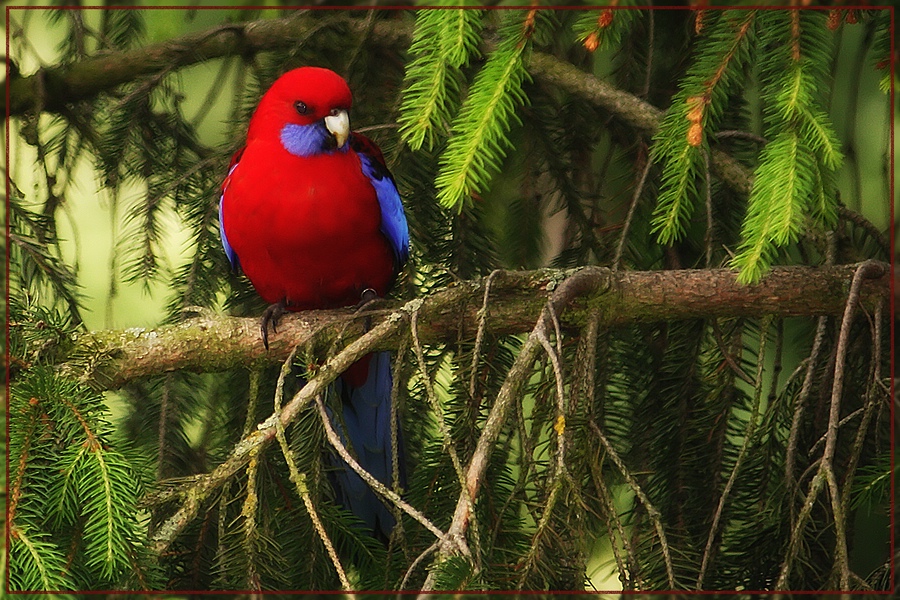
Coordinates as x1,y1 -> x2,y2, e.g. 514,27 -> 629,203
732,11 -> 842,284
6,4 -> 891,593
9,186 -> 83,324
398,7 -> 483,151
434,10 -> 551,210
650,10 -> 847,283
651,10 -> 756,245
9,367 -> 161,590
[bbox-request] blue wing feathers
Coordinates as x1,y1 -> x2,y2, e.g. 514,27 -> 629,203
354,138 -> 410,271
219,194 -> 240,272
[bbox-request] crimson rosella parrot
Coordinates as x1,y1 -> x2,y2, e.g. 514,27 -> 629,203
218,67 -> 409,540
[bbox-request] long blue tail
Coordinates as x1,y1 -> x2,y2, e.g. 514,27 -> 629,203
330,351 -> 405,540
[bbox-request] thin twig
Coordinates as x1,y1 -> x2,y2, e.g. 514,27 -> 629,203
613,157 -> 652,269
785,316 -> 829,515
156,374 -> 171,481
389,335 -> 409,548
469,270 -> 502,400
400,541 -> 440,591
589,420 -> 675,589
710,319 -> 755,385
715,130 -> 768,145
808,407 -> 865,458
314,394 -> 445,540
410,304 -> 480,568
243,369 -> 260,437
516,325 -> 570,589
272,349 -> 350,590
837,302 -> 884,516
703,150 -> 714,267
240,445 -> 261,591
696,316 -> 772,589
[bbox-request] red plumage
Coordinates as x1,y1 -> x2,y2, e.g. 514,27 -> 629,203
221,67 -> 408,539
220,67 -> 395,311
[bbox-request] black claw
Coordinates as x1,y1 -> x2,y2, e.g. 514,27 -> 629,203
356,288 -> 380,333
358,287 -> 378,308
260,301 -> 286,350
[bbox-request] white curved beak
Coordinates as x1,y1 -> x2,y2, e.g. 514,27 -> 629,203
324,109 -> 350,149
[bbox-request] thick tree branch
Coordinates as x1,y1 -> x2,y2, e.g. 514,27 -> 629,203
8,11 -> 754,192
53,262 -> 889,391
527,51 -> 753,195
5,12 -> 408,116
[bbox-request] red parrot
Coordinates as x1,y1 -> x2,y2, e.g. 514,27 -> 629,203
219,67 -> 409,540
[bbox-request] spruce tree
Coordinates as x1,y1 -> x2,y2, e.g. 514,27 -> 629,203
5,4 -> 893,593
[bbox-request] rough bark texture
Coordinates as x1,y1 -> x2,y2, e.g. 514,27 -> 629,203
54,262 -> 889,390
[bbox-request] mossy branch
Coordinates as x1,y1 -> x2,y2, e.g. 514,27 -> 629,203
47,262 -> 889,392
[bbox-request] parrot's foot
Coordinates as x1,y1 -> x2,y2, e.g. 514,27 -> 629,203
356,288 -> 381,333
357,287 -> 379,308
260,300 -> 286,350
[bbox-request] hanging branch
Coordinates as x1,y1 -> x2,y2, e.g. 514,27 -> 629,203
422,269 -> 605,591
589,420 -> 676,589
271,349 -> 350,590
774,260 -> 883,590
145,309 -> 410,554
696,316 -> 772,589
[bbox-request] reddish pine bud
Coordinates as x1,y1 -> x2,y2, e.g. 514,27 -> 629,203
846,10 -> 858,24
598,9 -> 614,29
688,123 -> 704,147
695,10 -> 705,35
686,95 -> 705,124
827,10 -> 841,31
524,8 -> 537,38
584,32 -> 600,52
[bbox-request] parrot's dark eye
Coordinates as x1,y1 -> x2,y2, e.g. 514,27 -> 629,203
294,101 -> 309,115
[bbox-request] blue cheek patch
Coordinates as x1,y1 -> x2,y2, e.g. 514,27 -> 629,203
280,122 -> 348,157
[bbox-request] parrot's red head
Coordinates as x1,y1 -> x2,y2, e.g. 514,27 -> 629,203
247,67 -> 354,152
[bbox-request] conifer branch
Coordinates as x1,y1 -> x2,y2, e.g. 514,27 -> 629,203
50,263 -> 889,392
315,391 -> 447,541
774,260 -> 882,590
696,316 -> 771,589
424,269 -> 604,591
8,12 -> 756,201
146,310 -> 410,554
589,419 -> 675,589
5,14 -> 409,116
272,349 -> 350,590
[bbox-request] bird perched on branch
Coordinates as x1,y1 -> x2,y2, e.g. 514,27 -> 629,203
218,66 -> 409,540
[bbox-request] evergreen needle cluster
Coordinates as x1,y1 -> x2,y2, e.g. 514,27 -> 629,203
398,7 -> 483,151
650,10 -> 850,283
5,6 -> 891,593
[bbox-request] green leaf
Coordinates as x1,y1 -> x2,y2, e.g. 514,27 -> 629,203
732,131 -> 815,284
435,10 -> 548,210
399,8 -> 484,151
